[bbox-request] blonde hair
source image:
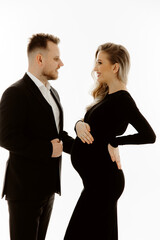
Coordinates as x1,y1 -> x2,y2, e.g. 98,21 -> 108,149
87,43 -> 130,110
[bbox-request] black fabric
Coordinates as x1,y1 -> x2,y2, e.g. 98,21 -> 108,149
64,175 -> 124,240
8,194 -> 55,240
64,90 -> 156,239
0,73 -> 74,200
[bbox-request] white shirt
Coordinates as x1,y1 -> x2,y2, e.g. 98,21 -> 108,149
27,72 -> 60,132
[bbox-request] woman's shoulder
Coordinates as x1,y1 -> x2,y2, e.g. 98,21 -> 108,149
117,90 -> 138,111
115,90 -> 134,100
108,90 -> 137,110
108,90 -> 131,100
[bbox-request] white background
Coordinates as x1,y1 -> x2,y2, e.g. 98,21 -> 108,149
0,0 -> 160,239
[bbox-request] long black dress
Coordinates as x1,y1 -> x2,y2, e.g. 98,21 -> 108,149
64,90 -> 156,240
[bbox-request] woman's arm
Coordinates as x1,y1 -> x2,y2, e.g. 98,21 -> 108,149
110,93 -> 156,147
75,120 -> 94,144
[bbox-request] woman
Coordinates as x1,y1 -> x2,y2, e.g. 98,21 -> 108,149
64,43 -> 156,239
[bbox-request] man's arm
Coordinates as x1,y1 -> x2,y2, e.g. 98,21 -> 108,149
0,87 -> 53,160
60,131 -> 74,154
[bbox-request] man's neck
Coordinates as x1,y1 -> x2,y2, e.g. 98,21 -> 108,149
28,70 -> 48,86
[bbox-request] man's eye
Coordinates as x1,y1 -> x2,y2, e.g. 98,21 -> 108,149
97,61 -> 102,64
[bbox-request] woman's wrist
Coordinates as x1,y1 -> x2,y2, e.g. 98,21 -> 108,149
109,138 -> 118,148
74,119 -> 84,133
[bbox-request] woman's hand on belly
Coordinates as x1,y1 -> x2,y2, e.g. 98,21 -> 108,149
108,144 -> 122,169
75,121 -> 94,144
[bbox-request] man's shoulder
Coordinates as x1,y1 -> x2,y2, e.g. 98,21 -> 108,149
1,74 -> 30,100
4,74 -> 33,95
9,74 -> 28,89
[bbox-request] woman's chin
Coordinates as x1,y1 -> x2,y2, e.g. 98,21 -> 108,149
97,77 -> 103,83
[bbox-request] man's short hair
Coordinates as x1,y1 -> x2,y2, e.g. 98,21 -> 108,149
27,33 -> 60,55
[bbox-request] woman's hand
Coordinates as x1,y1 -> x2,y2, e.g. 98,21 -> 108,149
108,144 -> 121,169
75,121 -> 94,144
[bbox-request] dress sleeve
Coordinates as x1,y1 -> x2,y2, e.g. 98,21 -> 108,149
110,93 -> 156,147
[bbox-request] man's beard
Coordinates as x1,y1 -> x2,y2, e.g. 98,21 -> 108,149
42,70 -> 58,81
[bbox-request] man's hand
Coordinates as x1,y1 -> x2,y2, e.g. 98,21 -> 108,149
76,121 -> 94,144
51,138 -> 63,157
108,144 -> 122,169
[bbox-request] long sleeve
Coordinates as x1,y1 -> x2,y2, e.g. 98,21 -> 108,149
0,86 -> 53,159
110,93 -> 156,147
50,86 -> 74,154
60,130 -> 74,154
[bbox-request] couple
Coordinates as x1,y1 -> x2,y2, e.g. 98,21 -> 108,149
0,33 -> 156,240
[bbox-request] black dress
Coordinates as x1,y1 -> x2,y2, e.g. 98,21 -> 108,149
64,90 -> 156,240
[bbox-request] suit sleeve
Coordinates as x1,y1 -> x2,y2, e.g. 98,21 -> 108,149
0,87 -> 52,159
60,131 -> 74,154
110,93 -> 156,147
51,87 -> 74,154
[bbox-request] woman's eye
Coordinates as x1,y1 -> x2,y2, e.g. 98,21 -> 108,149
98,61 -> 102,64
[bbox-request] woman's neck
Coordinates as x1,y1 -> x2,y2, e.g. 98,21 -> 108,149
108,79 -> 127,94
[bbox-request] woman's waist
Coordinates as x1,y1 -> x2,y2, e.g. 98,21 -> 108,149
72,137 -> 110,153
71,138 -> 112,164
74,136 -> 110,147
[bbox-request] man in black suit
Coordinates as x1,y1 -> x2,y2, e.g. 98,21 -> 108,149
0,33 -> 74,240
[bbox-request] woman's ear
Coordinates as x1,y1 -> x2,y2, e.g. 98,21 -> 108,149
113,63 -> 119,73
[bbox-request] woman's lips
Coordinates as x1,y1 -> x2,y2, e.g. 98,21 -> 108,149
97,72 -> 101,77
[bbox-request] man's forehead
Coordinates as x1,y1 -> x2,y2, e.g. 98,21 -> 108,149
47,41 -> 60,55
47,41 -> 58,49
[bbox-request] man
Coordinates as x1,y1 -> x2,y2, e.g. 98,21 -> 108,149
0,33 -> 74,240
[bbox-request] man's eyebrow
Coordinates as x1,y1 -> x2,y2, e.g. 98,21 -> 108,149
53,56 -> 60,59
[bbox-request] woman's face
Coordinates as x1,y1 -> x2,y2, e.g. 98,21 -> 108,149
94,51 -> 116,84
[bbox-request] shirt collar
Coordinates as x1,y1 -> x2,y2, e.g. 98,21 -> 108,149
27,72 -> 51,90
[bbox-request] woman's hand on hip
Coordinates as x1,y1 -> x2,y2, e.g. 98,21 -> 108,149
108,144 -> 122,169
75,121 -> 94,144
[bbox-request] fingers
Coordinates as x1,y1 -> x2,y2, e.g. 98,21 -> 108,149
51,139 -> 63,158
79,131 -> 94,144
111,155 -> 122,169
76,121 -> 94,144
114,152 -> 121,169
51,138 -> 60,143
116,160 -> 122,170
85,123 -> 91,132
108,144 -> 122,170
51,139 -> 63,145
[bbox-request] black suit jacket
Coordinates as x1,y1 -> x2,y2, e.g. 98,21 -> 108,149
0,73 -> 74,200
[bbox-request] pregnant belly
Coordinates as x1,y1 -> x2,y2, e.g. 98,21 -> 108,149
71,138 -> 125,199
71,138 -> 114,176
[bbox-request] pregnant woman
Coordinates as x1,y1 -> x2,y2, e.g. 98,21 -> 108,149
64,43 -> 156,240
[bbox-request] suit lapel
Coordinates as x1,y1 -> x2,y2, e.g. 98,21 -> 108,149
50,87 -> 63,132
23,74 -> 59,135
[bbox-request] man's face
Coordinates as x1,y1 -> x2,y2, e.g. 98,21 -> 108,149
41,41 -> 64,80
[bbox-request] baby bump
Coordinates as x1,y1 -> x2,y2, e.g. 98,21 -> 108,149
71,138 -> 125,200
71,138 -> 106,171
112,168 -> 125,200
